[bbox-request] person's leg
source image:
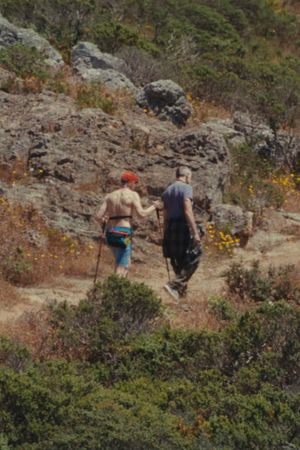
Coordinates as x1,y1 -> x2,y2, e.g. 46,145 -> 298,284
112,244 -> 132,277
168,254 -> 186,295
115,265 -> 129,277
169,246 -> 202,296
170,256 -> 181,276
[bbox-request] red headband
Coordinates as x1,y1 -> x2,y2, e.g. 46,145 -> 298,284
121,171 -> 139,183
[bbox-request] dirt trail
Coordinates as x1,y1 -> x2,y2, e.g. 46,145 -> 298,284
1,221 -> 299,329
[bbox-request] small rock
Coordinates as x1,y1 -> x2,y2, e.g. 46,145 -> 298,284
136,79 -> 192,127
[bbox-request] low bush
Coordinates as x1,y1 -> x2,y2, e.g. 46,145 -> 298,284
1,276 -> 300,449
117,46 -> 168,86
208,296 -> 237,322
0,198 -> 95,285
48,275 -> 163,362
224,260 -> 300,303
224,144 -> 285,216
0,44 -> 48,80
75,83 -> 117,114
224,301 -> 300,383
0,362 -> 209,450
0,337 -> 31,372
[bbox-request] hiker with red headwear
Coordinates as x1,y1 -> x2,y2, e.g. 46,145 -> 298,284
96,171 -> 160,277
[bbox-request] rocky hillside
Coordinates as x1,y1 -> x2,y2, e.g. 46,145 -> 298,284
1,5 -> 300,450
0,7 -> 299,257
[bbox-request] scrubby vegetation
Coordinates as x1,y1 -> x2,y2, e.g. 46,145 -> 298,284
0,275 -> 300,449
224,143 -> 300,223
0,197 -> 96,285
0,45 -> 121,113
1,0 -> 300,127
1,2 -> 300,448
224,260 -> 300,303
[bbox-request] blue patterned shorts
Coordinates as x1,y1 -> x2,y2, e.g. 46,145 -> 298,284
106,227 -> 132,268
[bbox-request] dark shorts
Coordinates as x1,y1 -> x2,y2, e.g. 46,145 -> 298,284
163,218 -> 191,259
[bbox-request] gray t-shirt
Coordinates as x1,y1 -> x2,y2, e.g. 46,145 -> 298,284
162,181 -> 193,220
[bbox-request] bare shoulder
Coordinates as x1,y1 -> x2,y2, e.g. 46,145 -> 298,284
107,189 -> 121,201
129,191 -> 141,203
131,191 -> 140,199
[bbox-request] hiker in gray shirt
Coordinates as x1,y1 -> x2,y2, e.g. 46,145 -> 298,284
162,166 -> 202,300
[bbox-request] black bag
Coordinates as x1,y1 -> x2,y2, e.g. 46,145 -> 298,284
184,243 -> 203,267
106,229 -> 132,249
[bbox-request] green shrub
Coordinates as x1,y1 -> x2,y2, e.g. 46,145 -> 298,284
76,84 -> 117,114
224,260 -> 300,303
2,247 -> 33,285
0,434 -> 10,450
0,44 -> 48,79
48,275 -> 163,362
224,144 -> 285,214
113,328 -> 225,381
208,297 -> 237,322
223,302 -> 300,383
90,19 -> 145,54
0,362 -> 205,450
0,337 -> 31,372
0,299 -> 300,449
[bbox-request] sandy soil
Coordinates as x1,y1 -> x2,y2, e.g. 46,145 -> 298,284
1,214 -> 299,331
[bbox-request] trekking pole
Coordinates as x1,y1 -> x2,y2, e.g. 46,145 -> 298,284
93,220 -> 107,284
155,208 -> 171,282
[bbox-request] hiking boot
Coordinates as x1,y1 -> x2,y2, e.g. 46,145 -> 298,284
178,286 -> 187,298
164,283 -> 179,301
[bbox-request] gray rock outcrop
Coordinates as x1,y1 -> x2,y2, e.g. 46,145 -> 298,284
0,12 -> 63,68
0,67 -> 13,85
166,128 -> 230,210
136,79 -> 192,127
200,119 -> 246,148
232,112 -> 300,170
0,89 -> 230,237
72,41 -> 136,92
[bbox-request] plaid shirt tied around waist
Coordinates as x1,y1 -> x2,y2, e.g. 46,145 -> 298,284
163,217 -> 192,259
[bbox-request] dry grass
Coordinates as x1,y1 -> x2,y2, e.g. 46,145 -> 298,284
1,65 -> 135,117
188,95 -> 231,125
0,197 -> 96,286
283,0 -> 300,17
282,190 -> 300,213
0,159 -> 29,185
170,297 -> 223,332
0,277 -> 24,308
0,309 -> 53,359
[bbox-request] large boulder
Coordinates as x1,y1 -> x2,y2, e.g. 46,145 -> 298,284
0,12 -> 63,68
72,41 -> 126,72
72,41 -> 136,92
211,204 -> 254,236
136,79 -> 192,127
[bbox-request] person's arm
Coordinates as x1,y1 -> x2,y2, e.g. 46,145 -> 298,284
96,197 -> 108,224
132,192 -> 160,218
183,197 -> 201,244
